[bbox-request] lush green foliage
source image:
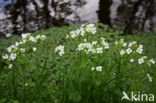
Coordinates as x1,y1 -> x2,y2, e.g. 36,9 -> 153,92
0,24 -> 156,103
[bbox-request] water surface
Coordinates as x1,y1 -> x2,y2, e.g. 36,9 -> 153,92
0,0 -> 155,37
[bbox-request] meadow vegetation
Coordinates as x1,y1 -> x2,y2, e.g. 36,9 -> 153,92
0,23 -> 156,103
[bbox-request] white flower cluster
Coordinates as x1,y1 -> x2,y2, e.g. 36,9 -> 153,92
120,50 -> 125,56
130,59 -> 134,63
137,56 -> 155,66
22,33 -> 46,43
77,38 -> 109,54
116,39 -> 155,66
85,23 -> 96,34
136,44 -> 143,54
66,23 -> 96,39
115,39 -> 124,45
138,56 -> 147,64
2,33 -> 47,69
33,47 -> 37,52
55,45 -> 65,56
118,40 -> 137,56
101,37 -> 109,49
8,64 -> 13,69
7,45 -> 19,53
2,53 -> 17,61
120,47 -> 133,56
118,40 -> 144,55
148,58 -> 155,66
36,35 -> 47,40
91,66 -> 103,72
126,48 -> 132,54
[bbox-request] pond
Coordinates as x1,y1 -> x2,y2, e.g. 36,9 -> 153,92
0,0 -> 155,37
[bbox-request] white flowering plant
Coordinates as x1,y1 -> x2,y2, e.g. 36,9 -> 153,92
2,33 -> 46,70
53,24 -> 156,103
113,38 -> 156,89
0,23 -> 155,103
0,33 -> 48,102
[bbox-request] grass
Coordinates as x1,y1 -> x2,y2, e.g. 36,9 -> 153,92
0,23 -> 156,103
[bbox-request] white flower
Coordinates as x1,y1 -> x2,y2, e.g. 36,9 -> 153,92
15,42 -> 19,46
80,28 -> 85,36
148,58 -> 155,66
123,43 -> 127,47
96,66 -> 103,72
136,45 -> 143,54
132,41 -> 137,44
41,35 -> 46,40
83,39 -> 87,42
25,83 -> 28,86
147,73 -> 152,82
55,45 -> 64,52
7,45 -> 18,53
130,59 -> 134,63
97,48 -> 103,53
55,47 -> 59,52
15,41 -> 23,46
92,41 -> 97,45
101,40 -> 106,45
91,66 -> 103,71
66,23 -> 96,39
9,53 -> 17,61
70,31 -> 77,38
128,42 -> 133,47
8,64 -> 13,69
71,33 -> 77,38
55,45 -> 65,56
86,23 -> 96,34
29,36 -> 37,43
91,67 -> 95,71
59,50 -> 65,56
104,43 -> 109,49
136,48 -> 143,54
115,41 -> 118,45
33,47 -> 37,52
86,43 -> 92,48
120,50 -> 125,56
126,48 -> 132,54
59,45 -> 64,50
91,49 -> 96,53
149,58 -> 155,64
77,44 -> 84,51
7,46 -> 12,52
21,33 -> 31,39
138,44 -> 143,49
36,35 -> 41,40
36,35 -> 46,40
101,40 -> 109,49
138,57 -> 144,64
2,54 -> 8,59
